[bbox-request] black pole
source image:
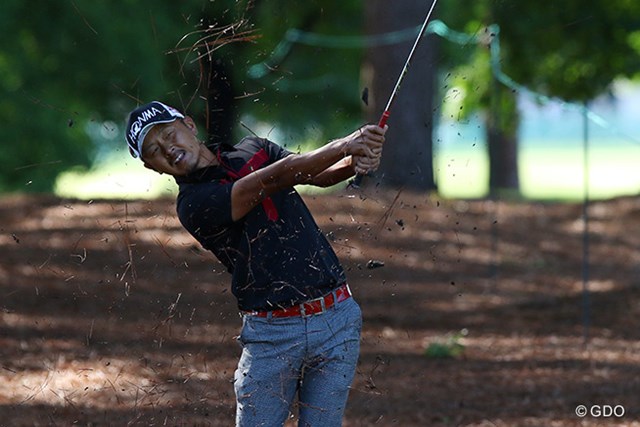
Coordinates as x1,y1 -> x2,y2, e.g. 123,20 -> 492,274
582,102 -> 591,345
488,29 -> 501,283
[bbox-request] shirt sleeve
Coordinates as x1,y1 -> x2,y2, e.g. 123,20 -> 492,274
263,138 -> 292,162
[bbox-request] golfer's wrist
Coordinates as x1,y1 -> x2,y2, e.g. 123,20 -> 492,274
336,137 -> 352,157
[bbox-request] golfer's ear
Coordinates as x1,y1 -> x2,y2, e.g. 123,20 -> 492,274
182,116 -> 198,135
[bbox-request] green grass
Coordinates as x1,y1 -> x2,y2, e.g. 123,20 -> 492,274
434,147 -> 489,199
54,142 -> 640,201
519,144 -> 640,200
54,150 -> 178,200
435,142 -> 640,200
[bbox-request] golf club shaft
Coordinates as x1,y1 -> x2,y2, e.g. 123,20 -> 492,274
350,0 -> 438,188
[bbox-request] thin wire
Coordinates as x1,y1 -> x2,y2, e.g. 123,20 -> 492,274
247,19 -> 640,147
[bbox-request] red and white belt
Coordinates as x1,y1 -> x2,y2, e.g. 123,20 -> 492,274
243,283 -> 352,318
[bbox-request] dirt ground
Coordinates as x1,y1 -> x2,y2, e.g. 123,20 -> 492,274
1,189 -> 639,426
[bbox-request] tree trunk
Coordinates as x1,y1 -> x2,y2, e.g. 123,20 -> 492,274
197,15 -> 237,148
363,0 -> 438,191
487,81 -> 520,194
487,127 -> 519,191
202,57 -> 236,147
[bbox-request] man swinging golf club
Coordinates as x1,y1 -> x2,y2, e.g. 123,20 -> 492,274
123,0 -> 440,422
125,100 -> 385,426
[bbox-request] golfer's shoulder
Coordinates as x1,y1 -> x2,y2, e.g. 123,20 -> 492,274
236,135 -> 272,150
236,135 -> 291,161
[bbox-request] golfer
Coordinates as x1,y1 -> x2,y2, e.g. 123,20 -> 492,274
125,101 -> 386,426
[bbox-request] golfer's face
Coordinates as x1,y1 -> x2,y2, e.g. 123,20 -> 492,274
141,118 -> 206,176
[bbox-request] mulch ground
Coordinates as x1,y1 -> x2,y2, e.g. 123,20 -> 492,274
1,189 -> 639,426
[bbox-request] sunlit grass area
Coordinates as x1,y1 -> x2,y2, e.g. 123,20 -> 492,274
55,150 -> 178,200
55,141 -> 640,201
434,146 -> 489,199
435,141 -> 640,200
519,143 -> 640,200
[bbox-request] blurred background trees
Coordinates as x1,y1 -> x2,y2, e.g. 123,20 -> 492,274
0,0 -> 200,191
2,0 -> 640,194
440,0 -> 640,195
0,0 -> 366,192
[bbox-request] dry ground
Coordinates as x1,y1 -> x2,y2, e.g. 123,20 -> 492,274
1,189 -> 639,426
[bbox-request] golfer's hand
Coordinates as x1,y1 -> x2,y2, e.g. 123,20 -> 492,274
352,124 -> 386,174
354,153 -> 381,175
343,124 -> 386,158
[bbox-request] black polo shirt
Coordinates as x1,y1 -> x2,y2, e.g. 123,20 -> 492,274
175,136 -> 347,311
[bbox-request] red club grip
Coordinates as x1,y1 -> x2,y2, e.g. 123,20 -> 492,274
378,110 -> 390,128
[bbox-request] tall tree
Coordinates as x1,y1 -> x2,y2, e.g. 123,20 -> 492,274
363,0 -> 438,190
438,1 -> 519,195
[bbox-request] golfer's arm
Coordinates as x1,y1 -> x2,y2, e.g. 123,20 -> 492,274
230,140 -> 349,221
310,125 -> 385,187
308,157 -> 356,188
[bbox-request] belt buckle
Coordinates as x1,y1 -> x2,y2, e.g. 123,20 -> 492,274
301,296 -> 326,318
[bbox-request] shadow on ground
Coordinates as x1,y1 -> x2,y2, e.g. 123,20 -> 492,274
1,191 -> 639,426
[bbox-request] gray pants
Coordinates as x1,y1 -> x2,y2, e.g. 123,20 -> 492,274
234,296 -> 362,426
